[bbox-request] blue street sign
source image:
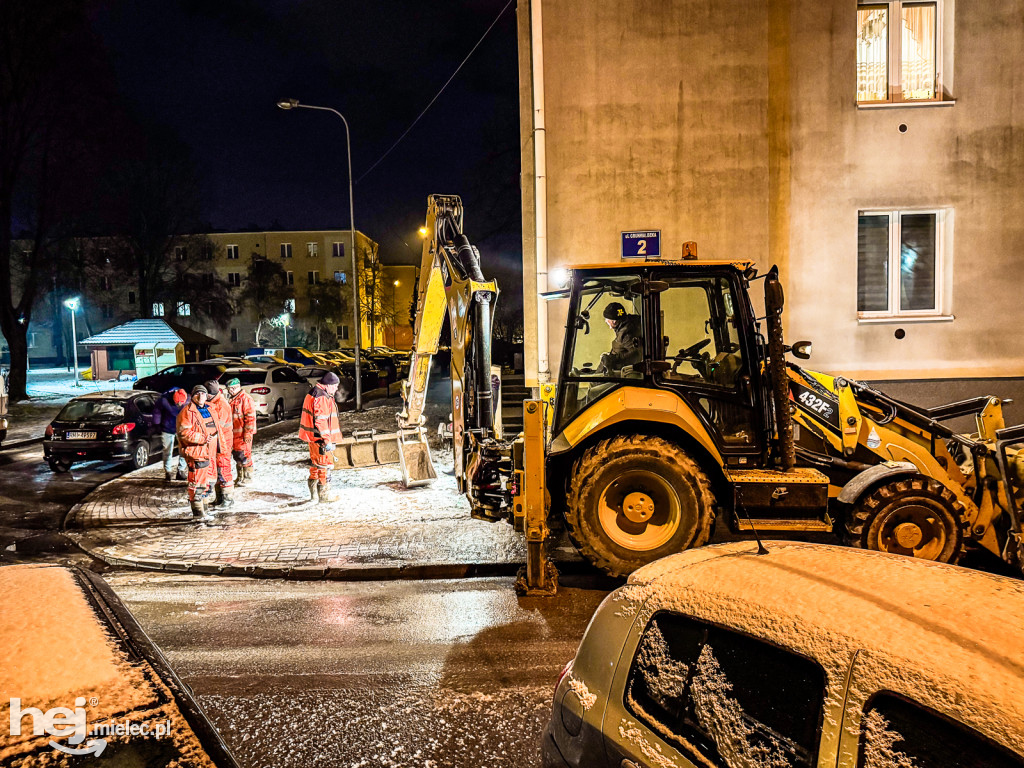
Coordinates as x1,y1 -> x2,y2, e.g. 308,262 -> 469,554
621,230 -> 661,259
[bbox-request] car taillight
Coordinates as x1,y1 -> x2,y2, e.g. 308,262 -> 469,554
252,387 -> 271,395
555,660 -> 572,701
112,423 -> 136,436
45,424 -> 53,439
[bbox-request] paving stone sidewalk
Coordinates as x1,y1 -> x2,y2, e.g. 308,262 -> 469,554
63,429 -> 582,580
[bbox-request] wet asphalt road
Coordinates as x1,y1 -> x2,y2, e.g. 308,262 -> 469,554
106,572 -> 612,768
0,441 -> 125,561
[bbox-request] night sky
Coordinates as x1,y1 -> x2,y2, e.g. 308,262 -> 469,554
91,0 -> 521,266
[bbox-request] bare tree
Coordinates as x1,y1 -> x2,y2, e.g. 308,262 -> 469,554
239,253 -> 293,345
307,280 -> 347,351
0,0 -> 113,399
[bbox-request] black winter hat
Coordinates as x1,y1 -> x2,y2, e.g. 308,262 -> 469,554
603,302 -> 626,320
191,384 -> 208,396
204,380 -> 220,395
320,371 -> 340,386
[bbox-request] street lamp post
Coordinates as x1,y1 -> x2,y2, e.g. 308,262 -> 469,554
277,98 -> 363,411
279,313 -> 290,347
64,297 -> 81,387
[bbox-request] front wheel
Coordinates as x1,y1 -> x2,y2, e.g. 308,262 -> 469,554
846,477 -> 967,563
565,435 -> 715,577
130,440 -> 150,470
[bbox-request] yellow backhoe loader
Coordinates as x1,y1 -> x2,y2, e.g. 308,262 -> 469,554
397,194 -> 1024,594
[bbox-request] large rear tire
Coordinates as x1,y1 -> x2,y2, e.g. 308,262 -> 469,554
846,477 -> 967,563
565,435 -> 715,577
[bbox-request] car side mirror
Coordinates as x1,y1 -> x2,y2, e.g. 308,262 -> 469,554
790,340 -> 812,360
647,280 -> 669,294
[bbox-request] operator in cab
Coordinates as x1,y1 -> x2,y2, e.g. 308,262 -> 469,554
598,302 -> 642,374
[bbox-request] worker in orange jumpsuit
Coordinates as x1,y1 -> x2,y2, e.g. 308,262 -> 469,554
226,377 -> 257,486
298,371 -> 343,503
176,385 -> 218,516
204,380 -> 235,508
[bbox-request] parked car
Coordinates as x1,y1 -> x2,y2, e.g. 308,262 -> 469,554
544,541 -> 1024,768
368,346 -> 411,378
360,350 -> 401,383
133,362 -> 228,394
43,390 -> 163,472
247,346 -> 321,366
293,362 -> 383,403
218,364 -> 308,421
243,353 -> 298,367
1,564 -> 239,766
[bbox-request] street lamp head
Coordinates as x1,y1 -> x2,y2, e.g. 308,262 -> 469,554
276,98 -> 300,110
394,280 -> 400,287
417,227 -> 428,237
64,297 -> 80,311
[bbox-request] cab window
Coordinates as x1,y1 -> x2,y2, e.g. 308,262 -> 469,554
625,611 -> 825,768
557,275 -> 644,429
857,693 -> 1023,768
656,275 -> 743,390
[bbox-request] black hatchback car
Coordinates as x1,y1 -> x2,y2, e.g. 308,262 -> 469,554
43,390 -> 162,472
133,362 -> 228,394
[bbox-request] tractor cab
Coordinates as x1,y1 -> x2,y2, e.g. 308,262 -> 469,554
553,261 -> 774,467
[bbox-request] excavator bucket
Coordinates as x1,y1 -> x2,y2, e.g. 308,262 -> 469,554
333,429 -> 403,469
399,427 -> 436,487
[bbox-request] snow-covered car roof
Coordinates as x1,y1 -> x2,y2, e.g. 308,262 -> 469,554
0,564 -> 237,766
624,541 -> 1024,755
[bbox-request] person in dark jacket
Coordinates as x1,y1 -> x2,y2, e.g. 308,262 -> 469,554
599,302 -> 642,374
153,387 -> 188,481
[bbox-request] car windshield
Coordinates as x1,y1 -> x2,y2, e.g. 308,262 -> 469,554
220,371 -> 267,386
57,400 -> 126,423
296,367 -> 325,378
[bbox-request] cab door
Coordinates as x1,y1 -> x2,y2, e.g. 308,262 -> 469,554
651,272 -> 766,466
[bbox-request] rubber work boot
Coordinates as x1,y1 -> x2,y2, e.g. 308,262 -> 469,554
318,481 -> 336,503
245,465 -> 254,483
176,468 -> 188,481
165,470 -> 173,482
209,485 -> 224,508
307,478 -> 320,502
234,462 -> 247,486
219,486 -> 235,508
190,498 -> 204,517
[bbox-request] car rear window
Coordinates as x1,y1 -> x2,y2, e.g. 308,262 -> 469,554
858,692 -> 1023,768
219,371 -> 267,386
625,610 -> 826,768
57,400 -> 127,423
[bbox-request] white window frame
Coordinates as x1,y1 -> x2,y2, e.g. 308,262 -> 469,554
284,298 -> 296,313
286,271 -> 294,285
307,242 -> 318,258
227,244 -> 239,260
332,242 -> 344,258
177,301 -> 191,317
856,0 -> 946,106
308,270 -> 319,285
228,272 -> 241,287
281,243 -> 293,259
857,207 -> 952,322
152,302 -> 165,316
175,245 -> 187,261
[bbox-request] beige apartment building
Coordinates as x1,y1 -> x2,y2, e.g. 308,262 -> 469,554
517,0 -> 1024,410
2,229 -> 417,367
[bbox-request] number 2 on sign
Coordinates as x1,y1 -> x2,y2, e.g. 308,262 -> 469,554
637,239 -> 646,255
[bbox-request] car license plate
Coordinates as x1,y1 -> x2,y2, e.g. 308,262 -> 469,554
67,431 -> 96,440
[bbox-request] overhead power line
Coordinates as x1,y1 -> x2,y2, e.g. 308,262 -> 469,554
354,0 -> 515,185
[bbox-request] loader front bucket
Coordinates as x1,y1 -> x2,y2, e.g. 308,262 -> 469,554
399,427 -> 436,487
333,429 -> 403,469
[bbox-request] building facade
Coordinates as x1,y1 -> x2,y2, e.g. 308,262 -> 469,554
1,230 -> 418,367
518,0 -> 1024,411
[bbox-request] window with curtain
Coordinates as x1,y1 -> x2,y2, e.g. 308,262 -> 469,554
857,1 -> 939,104
858,210 -> 946,318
